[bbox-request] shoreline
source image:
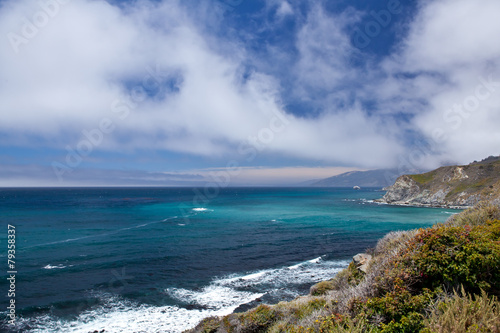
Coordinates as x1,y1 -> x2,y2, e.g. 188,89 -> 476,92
373,199 -> 470,210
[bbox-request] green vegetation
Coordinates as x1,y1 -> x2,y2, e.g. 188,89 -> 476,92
310,280 -> 337,296
424,288 -> 500,333
446,202 -> 500,227
238,305 -> 277,332
194,317 -> 220,333
409,171 -> 437,185
185,203 -> 500,333
398,220 -> 500,293
446,178 -> 491,198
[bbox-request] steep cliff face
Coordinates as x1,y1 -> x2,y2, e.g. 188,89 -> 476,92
379,157 -> 500,208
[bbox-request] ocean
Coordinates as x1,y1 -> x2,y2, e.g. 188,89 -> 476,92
0,187 -> 457,332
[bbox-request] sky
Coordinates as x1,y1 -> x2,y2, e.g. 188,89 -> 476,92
0,0 -> 499,186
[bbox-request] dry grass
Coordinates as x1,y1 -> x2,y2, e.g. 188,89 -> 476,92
424,287 -> 500,333
310,229 -> 419,317
446,201 -> 500,227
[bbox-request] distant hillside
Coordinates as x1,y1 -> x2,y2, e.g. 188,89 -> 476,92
311,169 -> 410,188
379,156 -> 500,208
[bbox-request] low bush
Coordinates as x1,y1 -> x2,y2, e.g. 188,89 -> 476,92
310,261 -> 366,297
192,317 -> 220,333
423,288 -> 500,333
310,281 -> 336,296
395,219 -> 500,294
238,304 -> 278,332
446,202 -> 500,227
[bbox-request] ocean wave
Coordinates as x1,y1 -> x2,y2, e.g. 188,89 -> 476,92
218,257 -> 348,290
166,285 -> 264,310
192,208 -> 212,212
343,198 -> 377,205
43,264 -> 68,270
10,258 -> 348,333
10,293 -> 222,333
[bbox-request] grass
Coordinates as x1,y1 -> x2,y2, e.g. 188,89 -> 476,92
423,287 -> 500,333
409,171 -> 436,185
446,201 -> 500,227
445,178 -> 491,198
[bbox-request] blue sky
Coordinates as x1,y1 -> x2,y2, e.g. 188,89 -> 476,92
0,0 -> 499,186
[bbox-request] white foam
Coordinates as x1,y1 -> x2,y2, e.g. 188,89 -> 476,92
308,257 -> 322,264
219,258 -> 349,289
167,285 -> 263,310
288,257 -> 321,270
192,208 -> 209,212
20,259 -> 350,333
18,286 -> 263,333
240,271 -> 267,280
17,298 -> 227,333
43,264 -> 66,270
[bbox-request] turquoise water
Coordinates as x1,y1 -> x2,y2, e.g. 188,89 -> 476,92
0,187 -> 457,332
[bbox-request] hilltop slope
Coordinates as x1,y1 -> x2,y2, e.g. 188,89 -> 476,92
378,156 -> 500,208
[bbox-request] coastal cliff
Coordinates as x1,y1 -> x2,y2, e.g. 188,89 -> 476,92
378,156 -> 500,208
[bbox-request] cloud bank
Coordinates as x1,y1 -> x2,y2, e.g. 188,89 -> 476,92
0,0 -> 499,185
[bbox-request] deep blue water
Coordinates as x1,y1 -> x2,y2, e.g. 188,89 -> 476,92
0,187 -> 457,332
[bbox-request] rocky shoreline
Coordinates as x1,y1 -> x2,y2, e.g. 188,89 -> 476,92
374,198 -> 470,210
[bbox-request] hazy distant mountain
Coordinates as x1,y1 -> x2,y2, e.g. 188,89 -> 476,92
311,169 -> 409,188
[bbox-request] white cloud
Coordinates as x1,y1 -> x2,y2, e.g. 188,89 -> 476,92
264,0 -> 294,19
383,0 -> 500,167
0,0 -> 404,171
276,1 -> 293,18
295,5 -> 360,98
400,0 -> 500,72
0,0 -> 499,183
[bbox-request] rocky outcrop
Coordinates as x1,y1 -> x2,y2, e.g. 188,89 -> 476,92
378,157 -> 500,208
353,253 -> 372,273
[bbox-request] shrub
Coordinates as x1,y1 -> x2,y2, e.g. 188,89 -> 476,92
364,286 -> 439,324
238,304 -> 278,332
318,313 -> 377,333
446,202 -> 500,227
424,288 -> 500,333
373,230 -> 418,256
311,281 -> 336,296
267,323 -> 311,333
191,317 -> 220,333
346,262 -> 365,285
310,261 -> 368,297
275,297 -> 327,321
379,312 -> 425,333
395,220 -> 500,294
